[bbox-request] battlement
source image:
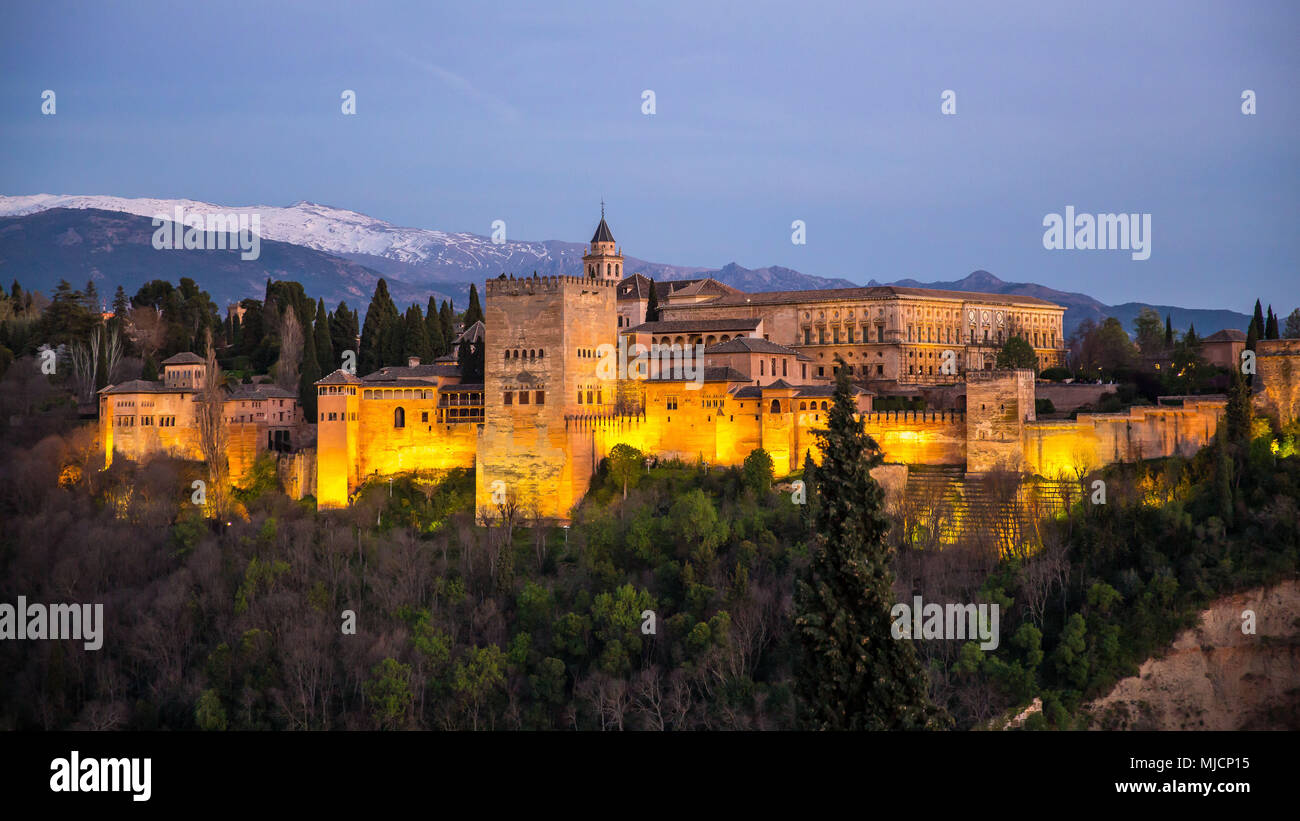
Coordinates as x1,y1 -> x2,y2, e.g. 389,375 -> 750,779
484,274 -> 618,297
965,368 -> 1036,383
859,410 -> 966,424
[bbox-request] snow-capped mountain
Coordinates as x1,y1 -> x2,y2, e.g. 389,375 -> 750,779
0,194 -> 559,274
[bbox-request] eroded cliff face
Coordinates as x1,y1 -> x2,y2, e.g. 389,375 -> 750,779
1088,581 -> 1300,730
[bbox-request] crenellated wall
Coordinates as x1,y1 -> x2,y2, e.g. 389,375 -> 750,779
1023,398 -> 1225,478
1255,338 -> 1300,428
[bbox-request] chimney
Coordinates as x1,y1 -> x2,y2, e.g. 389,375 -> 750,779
407,356 -> 421,368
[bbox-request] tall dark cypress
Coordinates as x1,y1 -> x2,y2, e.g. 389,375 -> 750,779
439,300 -> 455,351
793,359 -> 949,730
645,279 -> 661,323
1251,299 -> 1265,340
1265,306 -> 1279,340
359,279 -> 399,374
425,296 -> 446,357
1164,314 -> 1173,349
464,284 -> 484,328
314,298 -> 333,375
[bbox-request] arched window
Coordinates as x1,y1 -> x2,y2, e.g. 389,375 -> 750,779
504,351 -> 510,362
394,407 -> 405,428
821,401 -> 828,410
770,399 -> 781,414
538,349 -> 544,358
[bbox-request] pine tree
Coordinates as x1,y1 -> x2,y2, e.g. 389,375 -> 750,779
425,296 -> 446,357
464,284 -> 484,328
645,280 -> 661,323
793,359 -> 949,730
314,298 -> 333,375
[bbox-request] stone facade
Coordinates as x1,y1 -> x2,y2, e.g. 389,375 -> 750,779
309,216 -> 1300,521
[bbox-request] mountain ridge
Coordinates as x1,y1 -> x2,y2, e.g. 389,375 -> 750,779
0,195 -> 1251,335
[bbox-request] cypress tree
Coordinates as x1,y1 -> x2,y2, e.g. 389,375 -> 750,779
464,284 -> 484,328
329,301 -> 358,366
645,279 -> 661,323
359,279 -> 399,374
300,316 -> 320,421
458,334 -> 484,383
1250,300 -> 1265,340
1163,314 -> 1173,349
793,359 -> 948,730
404,304 -> 432,363
1245,321 -> 1258,356
313,298 -> 333,375
1265,305 -> 1279,340
1224,366 -> 1252,444
439,300 -> 455,351
426,296 -> 446,357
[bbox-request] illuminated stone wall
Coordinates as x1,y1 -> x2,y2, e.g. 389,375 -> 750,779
1023,398 -> 1226,479
1256,338 -> 1300,428
476,275 -> 619,519
315,381 -> 360,509
966,370 -> 1036,472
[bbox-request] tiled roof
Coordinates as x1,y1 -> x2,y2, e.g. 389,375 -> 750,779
646,366 -> 750,384
161,352 -> 204,365
591,217 -> 615,244
100,380 -> 193,395
1203,329 -> 1247,342
703,337 -> 810,359
362,363 -> 462,381
316,369 -> 363,385
669,285 -> 1062,309
455,321 -> 485,344
227,383 -> 298,400
625,318 -> 762,334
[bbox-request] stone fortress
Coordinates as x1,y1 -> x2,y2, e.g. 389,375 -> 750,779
308,213 -> 1300,519
94,212 -> 1299,520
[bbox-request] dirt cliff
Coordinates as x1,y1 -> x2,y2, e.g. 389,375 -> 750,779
1087,581 -> 1300,730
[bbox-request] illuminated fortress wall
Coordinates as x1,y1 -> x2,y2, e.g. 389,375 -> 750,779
1256,338 -> 1300,428
1024,398 -> 1226,479
354,391 -> 478,481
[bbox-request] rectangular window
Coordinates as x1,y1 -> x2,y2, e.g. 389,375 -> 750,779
666,395 -> 678,410
535,391 -> 545,405
817,367 -> 824,377
876,365 -> 884,376
782,359 -> 788,377
504,391 -> 513,405
586,390 -> 593,404
803,328 -> 811,345
596,390 -> 602,405
421,411 -> 429,422
519,391 -> 529,405
801,364 -> 807,379
832,328 -> 840,344
577,391 -> 583,404
877,326 -> 884,343
818,328 -> 826,344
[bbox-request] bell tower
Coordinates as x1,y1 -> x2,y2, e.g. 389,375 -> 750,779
583,201 -> 623,282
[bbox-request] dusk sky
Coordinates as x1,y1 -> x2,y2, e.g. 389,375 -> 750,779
1,0 -> 1296,314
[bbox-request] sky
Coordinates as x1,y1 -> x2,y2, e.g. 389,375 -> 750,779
1,0 -> 1296,315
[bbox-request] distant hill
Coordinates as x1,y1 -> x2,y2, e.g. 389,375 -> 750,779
0,208 -> 461,310
874,270 -> 1250,338
0,196 -> 1252,336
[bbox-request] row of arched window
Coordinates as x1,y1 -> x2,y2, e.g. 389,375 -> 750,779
505,348 -> 544,362
363,388 -> 433,399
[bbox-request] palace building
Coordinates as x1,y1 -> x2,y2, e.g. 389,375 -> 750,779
311,213 -> 1248,519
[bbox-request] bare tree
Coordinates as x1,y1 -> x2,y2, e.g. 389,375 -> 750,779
195,328 -> 230,517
